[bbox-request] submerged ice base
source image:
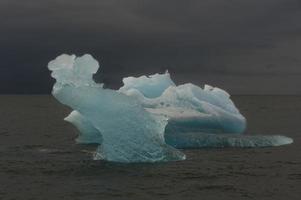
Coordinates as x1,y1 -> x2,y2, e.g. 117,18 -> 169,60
48,54 -> 293,163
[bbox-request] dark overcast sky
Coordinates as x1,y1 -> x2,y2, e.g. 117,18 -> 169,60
1,0 -> 301,94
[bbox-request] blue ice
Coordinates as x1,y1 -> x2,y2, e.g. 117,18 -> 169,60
48,54 -> 293,163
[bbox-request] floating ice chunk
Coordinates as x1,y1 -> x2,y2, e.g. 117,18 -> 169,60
48,54 -> 185,162
48,54 -> 293,163
120,82 -> 246,134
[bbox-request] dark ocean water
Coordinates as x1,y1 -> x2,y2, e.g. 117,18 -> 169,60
0,95 -> 300,200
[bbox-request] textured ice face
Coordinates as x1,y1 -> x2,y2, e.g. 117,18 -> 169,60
119,72 -> 175,98
48,54 -> 293,163
119,76 -> 246,134
48,54 -> 185,162
48,54 -> 99,87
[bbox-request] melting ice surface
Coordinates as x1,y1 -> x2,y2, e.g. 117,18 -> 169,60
48,54 -> 293,163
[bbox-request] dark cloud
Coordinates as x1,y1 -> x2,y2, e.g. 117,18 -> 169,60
0,0 -> 301,94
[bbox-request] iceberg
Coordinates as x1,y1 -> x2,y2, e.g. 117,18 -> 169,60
48,54 -> 293,163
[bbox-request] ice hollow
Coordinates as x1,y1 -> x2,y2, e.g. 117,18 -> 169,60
48,54 -> 293,163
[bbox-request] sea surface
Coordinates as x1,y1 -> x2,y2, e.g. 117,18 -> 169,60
0,95 -> 300,200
